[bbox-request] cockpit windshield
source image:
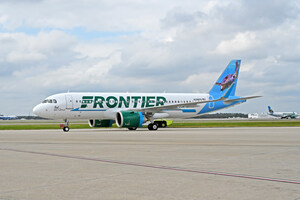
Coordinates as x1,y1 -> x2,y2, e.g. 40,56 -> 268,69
42,99 -> 57,104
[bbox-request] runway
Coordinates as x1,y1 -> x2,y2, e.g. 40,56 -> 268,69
1,127 -> 300,200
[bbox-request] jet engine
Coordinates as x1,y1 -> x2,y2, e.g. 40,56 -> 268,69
88,119 -> 113,127
115,111 -> 144,128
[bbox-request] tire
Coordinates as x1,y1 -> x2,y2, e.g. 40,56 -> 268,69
152,123 -> 158,131
148,123 -> 153,130
161,121 -> 167,128
63,126 -> 70,132
128,127 -> 137,130
155,121 -> 162,127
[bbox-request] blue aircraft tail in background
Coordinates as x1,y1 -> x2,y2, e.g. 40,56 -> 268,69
268,106 -> 274,114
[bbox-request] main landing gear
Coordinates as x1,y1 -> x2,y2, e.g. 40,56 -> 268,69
148,123 -> 158,131
148,120 -> 168,131
154,120 -> 167,128
127,120 -> 167,131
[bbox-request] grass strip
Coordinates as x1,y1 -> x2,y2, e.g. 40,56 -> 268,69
0,124 -> 90,130
0,121 -> 300,130
169,121 -> 300,128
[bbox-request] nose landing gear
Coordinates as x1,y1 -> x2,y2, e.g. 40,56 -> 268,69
61,119 -> 70,132
63,126 -> 70,132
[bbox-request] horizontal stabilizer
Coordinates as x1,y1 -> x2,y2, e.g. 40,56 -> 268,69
223,96 -> 262,103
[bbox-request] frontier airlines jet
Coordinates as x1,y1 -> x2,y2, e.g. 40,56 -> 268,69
268,106 -> 299,119
33,60 -> 260,132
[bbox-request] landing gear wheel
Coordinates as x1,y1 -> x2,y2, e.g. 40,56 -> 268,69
128,127 -> 137,130
62,119 -> 70,132
161,121 -> 167,128
148,123 -> 158,131
63,126 -> 70,132
152,123 -> 158,130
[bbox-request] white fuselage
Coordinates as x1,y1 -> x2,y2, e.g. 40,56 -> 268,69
269,112 -> 297,118
33,92 -> 212,120
0,115 -> 18,120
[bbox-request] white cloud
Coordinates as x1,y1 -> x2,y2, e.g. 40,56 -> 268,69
0,0 -> 300,115
7,51 -> 46,63
180,72 -> 218,93
216,32 -> 258,54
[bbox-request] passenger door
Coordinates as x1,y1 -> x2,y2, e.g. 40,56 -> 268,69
65,94 -> 74,109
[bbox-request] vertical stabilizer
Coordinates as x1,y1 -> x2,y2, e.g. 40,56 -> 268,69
209,60 -> 241,98
268,106 -> 274,114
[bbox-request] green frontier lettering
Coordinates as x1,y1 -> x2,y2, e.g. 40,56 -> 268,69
118,96 -> 130,108
146,96 -> 155,107
156,96 -> 166,106
81,96 -> 93,108
141,96 -> 146,108
81,96 -> 167,109
93,96 -> 105,108
106,96 -> 118,108
131,96 -> 141,108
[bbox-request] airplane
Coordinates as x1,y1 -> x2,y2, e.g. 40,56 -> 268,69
33,60 -> 261,132
0,114 -> 18,120
267,106 -> 298,119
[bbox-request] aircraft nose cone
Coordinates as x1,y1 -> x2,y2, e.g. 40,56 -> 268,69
33,104 -> 42,116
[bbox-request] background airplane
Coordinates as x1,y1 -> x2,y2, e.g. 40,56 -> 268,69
267,106 -> 299,119
0,114 -> 18,120
33,60 -> 261,132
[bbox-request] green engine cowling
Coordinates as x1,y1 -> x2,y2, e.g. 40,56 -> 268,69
115,111 -> 144,128
88,119 -> 113,127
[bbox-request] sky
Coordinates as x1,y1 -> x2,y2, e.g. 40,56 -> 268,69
1,0 -> 300,115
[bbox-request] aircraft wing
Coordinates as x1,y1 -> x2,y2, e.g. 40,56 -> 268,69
130,98 -> 225,113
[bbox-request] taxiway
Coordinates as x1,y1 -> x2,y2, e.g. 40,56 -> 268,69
1,127 -> 300,200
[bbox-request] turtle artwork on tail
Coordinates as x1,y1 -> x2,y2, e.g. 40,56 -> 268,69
215,61 -> 239,91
